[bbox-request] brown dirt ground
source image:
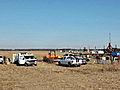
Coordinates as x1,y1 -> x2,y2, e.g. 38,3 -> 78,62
0,51 -> 120,90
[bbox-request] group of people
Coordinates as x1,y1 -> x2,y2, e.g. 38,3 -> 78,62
3,57 -> 12,64
96,55 -> 120,64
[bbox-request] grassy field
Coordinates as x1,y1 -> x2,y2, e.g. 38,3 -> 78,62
0,51 -> 120,90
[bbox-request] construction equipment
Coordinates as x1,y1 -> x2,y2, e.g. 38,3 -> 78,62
43,50 -> 62,63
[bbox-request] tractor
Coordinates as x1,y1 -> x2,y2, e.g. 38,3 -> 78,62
43,50 -> 62,63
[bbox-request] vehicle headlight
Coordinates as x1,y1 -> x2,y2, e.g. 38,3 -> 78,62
26,61 -> 29,63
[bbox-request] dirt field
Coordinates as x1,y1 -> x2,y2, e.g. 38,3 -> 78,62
0,51 -> 120,90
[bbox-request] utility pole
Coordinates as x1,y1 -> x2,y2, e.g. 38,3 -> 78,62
115,44 -> 117,48
108,33 -> 113,64
109,33 -> 111,44
115,44 -> 117,52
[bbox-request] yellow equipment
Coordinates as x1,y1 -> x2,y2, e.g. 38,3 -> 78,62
43,50 -> 62,63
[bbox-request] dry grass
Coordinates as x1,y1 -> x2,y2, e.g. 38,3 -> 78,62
0,51 -> 119,90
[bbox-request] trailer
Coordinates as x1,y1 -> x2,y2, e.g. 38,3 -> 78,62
13,53 -> 37,66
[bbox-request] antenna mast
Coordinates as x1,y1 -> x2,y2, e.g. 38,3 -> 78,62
109,33 -> 111,44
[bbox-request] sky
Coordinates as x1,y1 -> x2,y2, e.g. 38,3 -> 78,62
0,0 -> 120,49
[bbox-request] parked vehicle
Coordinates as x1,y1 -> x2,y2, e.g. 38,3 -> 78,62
81,57 -> 88,65
13,53 -> 37,66
0,56 -> 5,64
58,56 -> 82,67
64,54 -> 90,65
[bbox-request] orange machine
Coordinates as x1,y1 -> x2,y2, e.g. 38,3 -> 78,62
43,50 -> 62,63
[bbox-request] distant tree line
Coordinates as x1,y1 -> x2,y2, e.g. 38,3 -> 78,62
0,48 -> 119,52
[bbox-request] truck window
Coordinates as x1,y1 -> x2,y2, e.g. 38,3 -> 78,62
24,56 -> 34,59
63,54 -> 68,56
0,56 -> 2,58
67,57 -> 74,60
63,57 -> 66,59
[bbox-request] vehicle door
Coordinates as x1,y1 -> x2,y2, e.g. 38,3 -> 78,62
65,57 -> 72,65
60,57 -> 66,65
19,56 -> 25,64
78,58 -> 83,64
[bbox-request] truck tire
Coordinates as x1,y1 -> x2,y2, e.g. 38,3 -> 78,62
58,61 -> 61,66
74,64 -> 78,67
16,61 -> 20,66
17,63 -> 20,66
68,62 -> 71,67
16,62 -> 20,66
25,63 -> 28,66
77,64 -> 80,67
34,64 -> 37,66
2,61 -> 4,64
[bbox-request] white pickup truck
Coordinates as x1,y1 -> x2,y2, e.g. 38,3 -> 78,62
13,53 -> 37,66
58,56 -> 82,67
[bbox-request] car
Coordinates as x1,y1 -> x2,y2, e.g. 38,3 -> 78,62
13,53 -> 37,66
58,56 -> 82,67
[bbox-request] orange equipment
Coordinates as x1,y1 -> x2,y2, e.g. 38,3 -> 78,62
43,50 -> 62,63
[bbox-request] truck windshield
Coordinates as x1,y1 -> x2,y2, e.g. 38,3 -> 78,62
24,56 -> 34,59
67,57 -> 75,60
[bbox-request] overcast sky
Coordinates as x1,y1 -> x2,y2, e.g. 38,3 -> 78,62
0,0 -> 120,49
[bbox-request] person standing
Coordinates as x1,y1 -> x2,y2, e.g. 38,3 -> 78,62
96,55 -> 100,64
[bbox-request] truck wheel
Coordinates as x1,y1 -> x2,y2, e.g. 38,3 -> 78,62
16,62 -> 20,66
2,61 -> 4,64
74,64 -> 78,67
34,64 -> 37,66
68,62 -> 71,67
17,63 -> 20,66
25,63 -> 28,66
77,64 -> 80,67
58,61 -> 61,66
